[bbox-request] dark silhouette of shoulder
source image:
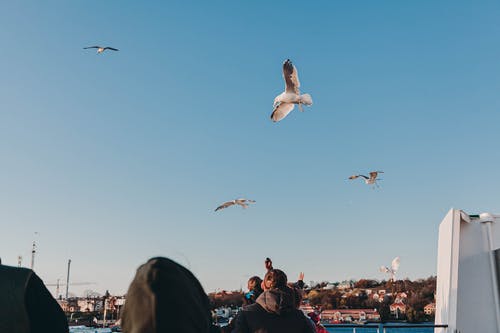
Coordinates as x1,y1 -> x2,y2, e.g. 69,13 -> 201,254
0,264 -> 68,333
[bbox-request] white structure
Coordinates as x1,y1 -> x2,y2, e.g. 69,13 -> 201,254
435,209 -> 500,333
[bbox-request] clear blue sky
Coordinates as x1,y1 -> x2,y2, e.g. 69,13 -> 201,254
1,1 -> 500,296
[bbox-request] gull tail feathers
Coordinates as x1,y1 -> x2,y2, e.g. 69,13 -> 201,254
300,94 -> 313,106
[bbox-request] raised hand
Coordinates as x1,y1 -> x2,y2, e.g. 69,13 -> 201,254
265,257 -> 273,271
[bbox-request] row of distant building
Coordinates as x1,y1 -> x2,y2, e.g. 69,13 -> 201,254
298,302 -> 436,324
57,296 -> 125,313
55,288 -> 436,322
302,288 -> 436,323
210,288 -> 437,324
56,293 -> 436,315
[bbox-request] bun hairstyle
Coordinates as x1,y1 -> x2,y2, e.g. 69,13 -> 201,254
263,269 -> 288,290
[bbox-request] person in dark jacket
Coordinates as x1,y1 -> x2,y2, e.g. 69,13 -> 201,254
232,269 -> 315,333
121,257 -> 220,333
223,275 -> 264,333
0,264 -> 68,333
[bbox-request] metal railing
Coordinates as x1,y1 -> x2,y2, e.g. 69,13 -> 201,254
323,323 -> 448,333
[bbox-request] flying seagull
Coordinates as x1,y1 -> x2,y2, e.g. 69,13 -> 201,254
271,59 -> 313,122
83,46 -> 119,54
379,256 -> 400,282
349,171 -> 384,188
215,199 -> 256,212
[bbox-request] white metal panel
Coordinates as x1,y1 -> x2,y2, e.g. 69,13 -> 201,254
435,210 -> 500,333
456,219 -> 497,332
435,209 -> 460,333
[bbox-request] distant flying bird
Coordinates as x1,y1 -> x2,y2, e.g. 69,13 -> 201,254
83,46 -> 119,54
215,199 -> 256,212
348,171 -> 384,188
271,59 -> 313,122
379,256 -> 400,281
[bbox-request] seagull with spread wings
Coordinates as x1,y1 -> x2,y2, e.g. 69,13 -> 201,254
83,46 -> 119,54
379,256 -> 400,282
271,59 -> 313,122
215,198 -> 256,212
349,171 -> 384,188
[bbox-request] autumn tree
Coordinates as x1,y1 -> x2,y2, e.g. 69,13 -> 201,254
354,279 -> 380,289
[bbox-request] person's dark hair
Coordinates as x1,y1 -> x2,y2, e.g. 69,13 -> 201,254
263,269 -> 288,290
243,276 -> 263,305
122,257 -> 214,333
248,276 -> 262,291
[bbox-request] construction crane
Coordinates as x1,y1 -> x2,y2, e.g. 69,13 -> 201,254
30,232 -> 38,271
30,241 -> 36,270
45,279 -> 96,299
45,259 -> 95,298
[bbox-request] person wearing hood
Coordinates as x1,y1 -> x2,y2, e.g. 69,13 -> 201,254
232,269 -> 315,333
121,257 -> 220,333
0,263 -> 68,333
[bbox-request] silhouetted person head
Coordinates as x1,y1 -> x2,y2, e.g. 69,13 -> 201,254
262,269 -> 288,291
244,276 -> 263,305
121,257 -> 213,333
247,276 -> 263,292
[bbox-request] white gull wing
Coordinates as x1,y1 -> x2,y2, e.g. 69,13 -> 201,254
235,198 -> 256,204
349,174 -> 369,180
236,202 -> 249,209
391,256 -> 400,272
215,201 -> 236,212
271,103 -> 295,122
283,59 -> 300,94
379,266 -> 390,273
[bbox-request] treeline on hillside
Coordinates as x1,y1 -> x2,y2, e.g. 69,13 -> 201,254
307,277 -> 436,322
208,276 -> 437,323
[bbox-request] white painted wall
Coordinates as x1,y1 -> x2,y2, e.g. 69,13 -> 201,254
435,209 -> 500,333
